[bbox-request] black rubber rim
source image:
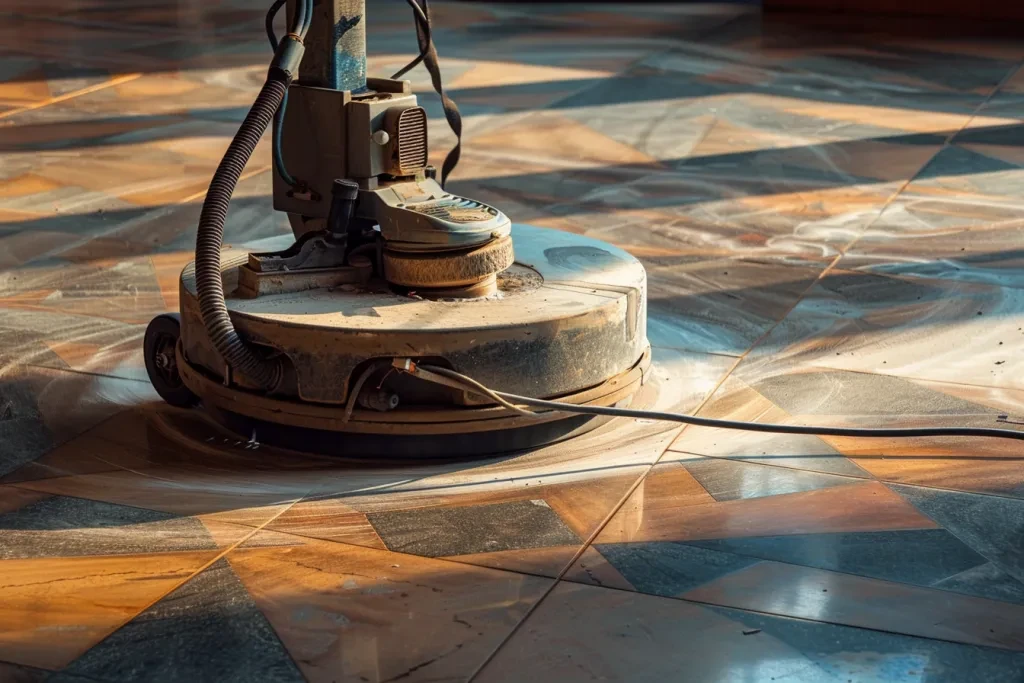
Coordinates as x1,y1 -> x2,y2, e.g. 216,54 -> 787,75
145,315 -> 198,408
204,404 -> 611,460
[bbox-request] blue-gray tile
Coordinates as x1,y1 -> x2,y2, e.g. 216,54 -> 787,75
933,563 -> 1024,606
892,485 -> 1024,587
594,542 -> 759,597
367,499 -> 580,558
0,494 -> 217,559
749,369 -> 989,417
708,605 -> 1024,683
681,457 -> 853,501
686,529 -> 986,587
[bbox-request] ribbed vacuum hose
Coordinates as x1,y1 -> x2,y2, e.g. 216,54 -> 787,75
194,75 -> 288,391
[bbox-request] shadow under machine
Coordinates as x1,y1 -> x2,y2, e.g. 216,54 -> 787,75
143,0 -> 650,456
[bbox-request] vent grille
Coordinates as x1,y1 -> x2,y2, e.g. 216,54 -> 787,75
395,107 -> 428,175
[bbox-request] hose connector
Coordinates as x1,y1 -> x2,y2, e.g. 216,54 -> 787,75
269,33 -> 305,82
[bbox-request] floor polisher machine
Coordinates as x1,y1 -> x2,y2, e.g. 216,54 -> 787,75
143,0 -> 650,457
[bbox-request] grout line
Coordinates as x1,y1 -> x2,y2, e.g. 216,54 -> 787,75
179,163 -> 271,204
650,344 -> 741,360
21,363 -> 150,385
0,73 -> 142,121
791,362 -> 1024,396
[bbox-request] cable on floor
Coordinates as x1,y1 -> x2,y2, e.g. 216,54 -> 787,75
398,361 -> 1024,443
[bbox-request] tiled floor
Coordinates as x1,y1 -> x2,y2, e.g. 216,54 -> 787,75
1,1 -> 1023,681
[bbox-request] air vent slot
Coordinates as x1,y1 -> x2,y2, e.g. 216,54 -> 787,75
394,106 -> 428,175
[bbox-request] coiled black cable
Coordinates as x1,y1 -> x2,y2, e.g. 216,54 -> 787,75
195,74 -> 290,391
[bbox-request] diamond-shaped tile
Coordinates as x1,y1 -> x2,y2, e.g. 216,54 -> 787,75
368,499 -> 580,558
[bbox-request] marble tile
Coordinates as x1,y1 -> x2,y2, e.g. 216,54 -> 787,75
592,542 -> 759,598
645,258 -> 825,356
0,550 -> 216,670
60,558 -> 304,683
685,528 -> 987,586
933,562 -> 1024,606
0,167 -> 283,275
0,489 -> 218,559
262,497 -> 385,550
561,546 -> 635,591
594,475 -> 933,546
226,532 -> 552,683
668,375 -> 873,478
740,269 -> 1024,393
445,545 -> 580,579
0,308 -> 146,381
368,499 -> 581,559
679,455 -> 853,501
0,365 -> 154,479
1,2 -> 1023,680
477,581 -> 1024,682
685,561 -> 1024,651
290,466 -> 646,578
843,222 -> 1024,290
892,485 -> 1024,590
1,434 -> 152,484
670,371 -> 1024,498
0,254 -> 168,324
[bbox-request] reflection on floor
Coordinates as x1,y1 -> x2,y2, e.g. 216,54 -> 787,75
1,1 -> 1023,681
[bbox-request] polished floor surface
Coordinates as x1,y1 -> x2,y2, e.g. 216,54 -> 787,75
2,1 -> 1024,682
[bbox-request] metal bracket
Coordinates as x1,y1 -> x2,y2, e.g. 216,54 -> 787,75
236,232 -> 372,298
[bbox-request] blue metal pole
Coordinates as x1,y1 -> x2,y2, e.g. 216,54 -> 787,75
294,0 -> 367,92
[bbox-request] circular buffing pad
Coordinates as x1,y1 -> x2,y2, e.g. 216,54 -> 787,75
176,224 -> 649,453
383,235 -> 515,289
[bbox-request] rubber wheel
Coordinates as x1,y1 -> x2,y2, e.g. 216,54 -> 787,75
144,313 -> 199,408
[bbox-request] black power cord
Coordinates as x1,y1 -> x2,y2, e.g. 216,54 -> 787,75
410,364 -> 1024,443
266,0 -> 311,191
393,0 -> 464,186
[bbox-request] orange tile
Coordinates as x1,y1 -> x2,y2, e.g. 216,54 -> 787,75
449,61 -> 610,90
197,519 -> 260,549
227,536 -> 551,683
0,486 -> 50,513
540,471 -> 643,538
596,481 -> 936,544
471,112 -> 665,167
264,498 -> 385,550
599,463 -> 715,543
0,551 -> 216,670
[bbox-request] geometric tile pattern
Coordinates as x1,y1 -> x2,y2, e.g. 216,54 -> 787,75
1,0 -> 1024,681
